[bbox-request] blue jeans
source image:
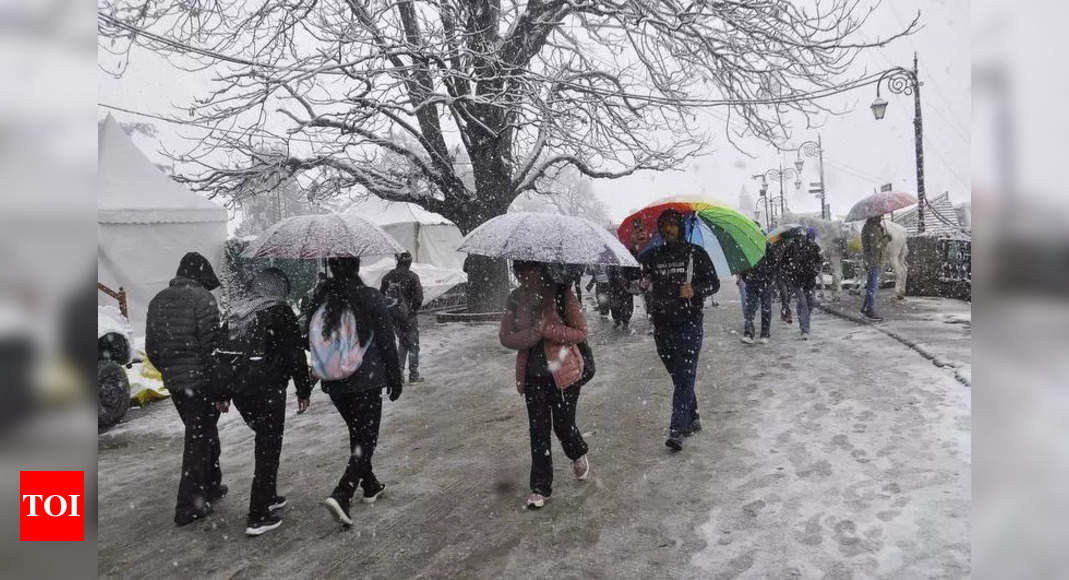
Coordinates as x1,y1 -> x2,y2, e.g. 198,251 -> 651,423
743,282 -> 772,338
795,285 -> 815,333
863,266 -> 880,314
653,317 -> 703,435
738,279 -> 747,311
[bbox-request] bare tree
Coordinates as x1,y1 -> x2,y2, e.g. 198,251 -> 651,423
99,0 -> 915,309
510,167 -> 609,226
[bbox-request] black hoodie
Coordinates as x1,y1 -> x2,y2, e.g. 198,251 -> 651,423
639,241 -> 719,328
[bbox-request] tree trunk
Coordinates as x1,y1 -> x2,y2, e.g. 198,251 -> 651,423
462,255 -> 510,313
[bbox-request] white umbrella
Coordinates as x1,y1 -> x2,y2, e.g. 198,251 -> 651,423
458,212 -> 640,267
241,213 -> 404,259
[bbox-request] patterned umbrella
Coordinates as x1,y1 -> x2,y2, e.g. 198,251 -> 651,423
457,212 -> 639,267
845,191 -> 918,222
617,196 -> 766,274
241,213 -> 404,259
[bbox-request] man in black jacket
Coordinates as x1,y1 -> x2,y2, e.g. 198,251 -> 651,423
380,252 -> 425,383
639,209 -> 719,451
780,229 -> 823,340
222,268 -> 313,536
145,252 -> 226,526
740,241 -> 778,344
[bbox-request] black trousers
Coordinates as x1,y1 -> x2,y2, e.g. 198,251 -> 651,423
329,389 -> 383,501
524,376 -> 588,497
171,388 -> 222,519
233,385 -> 286,519
609,289 -> 634,324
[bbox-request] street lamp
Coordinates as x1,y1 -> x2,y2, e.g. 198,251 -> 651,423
751,174 -> 772,229
871,53 -> 926,233
760,165 -> 800,220
790,135 -> 829,219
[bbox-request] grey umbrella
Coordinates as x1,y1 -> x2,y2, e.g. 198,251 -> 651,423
241,213 -> 404,259
457,212 -> 640,267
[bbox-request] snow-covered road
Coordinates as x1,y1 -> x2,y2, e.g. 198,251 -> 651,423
98,295 -> 970,578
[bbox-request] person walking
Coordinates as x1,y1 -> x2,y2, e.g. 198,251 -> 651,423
380,251 -> 425,383
145,252 -> 227,526
780,229 -> 823,340
739,242 -> 777,345
221,268 -> 313,536
499,260 -> 591,510
639,209 -> 719,451
585,265 -> 612,318
607,264 -> 639,329
309,257 -> 403,527
861,216 -> 890,321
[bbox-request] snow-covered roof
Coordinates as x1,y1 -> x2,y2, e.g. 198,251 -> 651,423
98,115 -> 227,224
343,196 -> 454,226
893,191 -> 968,237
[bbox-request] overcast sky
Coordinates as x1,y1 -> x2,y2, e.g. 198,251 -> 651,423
98,0 -> 968,226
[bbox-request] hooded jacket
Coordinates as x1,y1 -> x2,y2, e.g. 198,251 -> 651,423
145,252 -> 222,399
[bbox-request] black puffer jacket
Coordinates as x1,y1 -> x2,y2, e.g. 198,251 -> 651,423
306,279 -> 402,397
741,242 -> 778,287
145,277 -> 221,399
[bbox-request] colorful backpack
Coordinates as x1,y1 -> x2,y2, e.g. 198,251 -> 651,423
308,303 -> 373,381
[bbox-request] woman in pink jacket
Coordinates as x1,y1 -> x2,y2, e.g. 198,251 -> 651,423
500,261 -> 591,509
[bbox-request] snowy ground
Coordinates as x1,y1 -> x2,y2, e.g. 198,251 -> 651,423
98,290 -> 970,578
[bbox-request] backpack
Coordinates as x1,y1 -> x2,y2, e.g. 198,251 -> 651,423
308,302 -> 373,381
213,310 -> 271,396
383,277 -> 410,325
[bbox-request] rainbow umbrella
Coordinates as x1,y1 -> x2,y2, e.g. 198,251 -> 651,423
617,196 -> 766,274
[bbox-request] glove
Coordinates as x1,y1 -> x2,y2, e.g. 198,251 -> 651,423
387,381 -> 403,402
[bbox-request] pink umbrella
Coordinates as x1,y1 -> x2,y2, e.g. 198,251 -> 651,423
845,191 -> 918,222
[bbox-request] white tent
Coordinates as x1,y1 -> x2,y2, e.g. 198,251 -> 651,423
359,257 -> 468,306
98,115 -> 228,335
343,197 -> 465,270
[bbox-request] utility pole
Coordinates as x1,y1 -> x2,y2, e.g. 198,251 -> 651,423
817,134 -> 828,219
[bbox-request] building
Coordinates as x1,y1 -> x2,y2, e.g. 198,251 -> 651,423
892,191 -> 969,238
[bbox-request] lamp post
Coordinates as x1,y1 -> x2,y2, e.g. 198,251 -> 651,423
761,165 -> 801,219
872,53 -> 926,233
751,174 -> 772,229
791,135 -> 828,219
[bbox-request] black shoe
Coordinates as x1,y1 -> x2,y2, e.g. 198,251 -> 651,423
362,481 -> 386,504
207,484 -> 228,503
323,495 -> 353,526
665,431 -> 683,451
268,496 -> 287,511
175,503 -> 214,527
861,310 -> 884,322
245,513 -> 283,537
409,375 -> 425,383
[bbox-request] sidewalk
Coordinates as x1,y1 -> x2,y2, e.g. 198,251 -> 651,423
815,289 -> 972,385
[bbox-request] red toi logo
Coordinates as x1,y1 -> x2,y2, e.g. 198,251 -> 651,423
20,471 -> 85,542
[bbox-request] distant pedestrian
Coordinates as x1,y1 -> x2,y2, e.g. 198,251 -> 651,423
381,251 -> 425,383
780,229 -> 823,340
861,216 -> 890,321
309,257 -> 403,528
639,209 -> 719,451
220,268 -> 313,536
774,241 -> 794,325
739,242 -> 776,345
607,264 -> 639,329
499,260 -> 591,510
145,251 -> 226,526
585,265 -> 611,317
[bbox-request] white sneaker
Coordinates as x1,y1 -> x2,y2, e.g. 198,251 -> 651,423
759,337 -> 769,344
525,493 -> 546,510
801,332 -> 810,341
740,336 -> 754,345
573,455 -> 590,480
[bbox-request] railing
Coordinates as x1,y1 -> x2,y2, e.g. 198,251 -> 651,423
97,282 -> 128,318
